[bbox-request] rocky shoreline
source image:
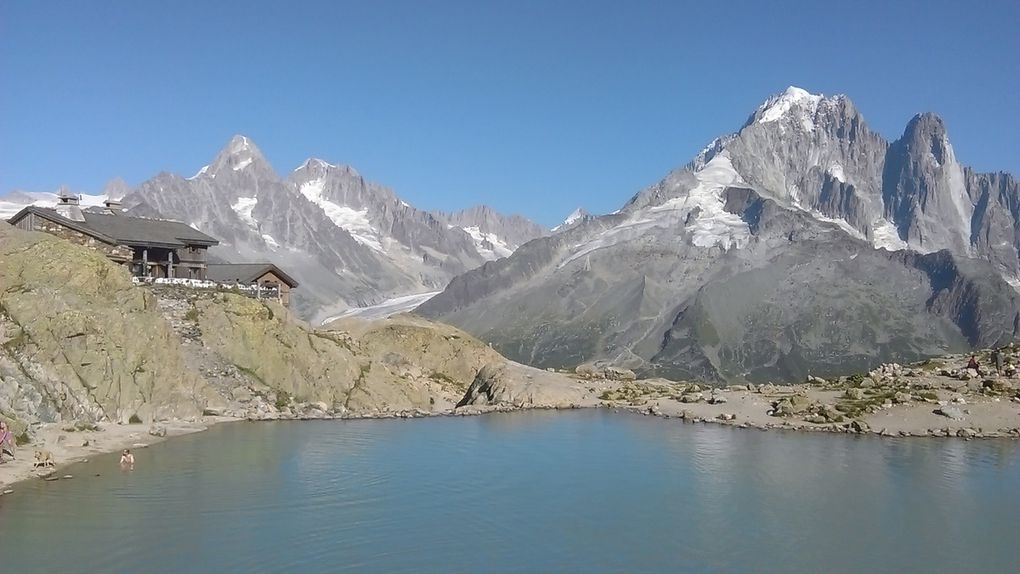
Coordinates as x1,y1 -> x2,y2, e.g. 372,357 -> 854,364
4,352 -> 1020,495
597,354 -> 1020,439
453,354 -> 1020,439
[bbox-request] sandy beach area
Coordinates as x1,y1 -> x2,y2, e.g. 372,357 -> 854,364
0,417 -> 237,493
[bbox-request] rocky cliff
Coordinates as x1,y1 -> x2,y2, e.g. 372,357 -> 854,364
0,223 -> 560,441
0,223 -> 214,430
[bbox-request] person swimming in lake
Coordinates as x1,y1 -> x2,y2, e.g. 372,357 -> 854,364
120,449 -> 135,466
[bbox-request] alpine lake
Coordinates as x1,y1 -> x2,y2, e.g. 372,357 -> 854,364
1,410 -> 1018,573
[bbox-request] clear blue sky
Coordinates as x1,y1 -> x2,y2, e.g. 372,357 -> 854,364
2,0 -> 1017,226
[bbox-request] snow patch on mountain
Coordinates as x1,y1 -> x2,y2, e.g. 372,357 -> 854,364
551,208 -> 589,232
550,207 -> 591,232
0,191 -> 109,218
828,163 -> 846,183
261,234 -> 280,249
461,226 -> 513,259
188,165 -> 210,180
231,196 -> 258,229
563,208 -> 585,226
299,179 -> 384,252
231,136 -> 251,152
294,158 -> 337,172
560,153 -> 749,268
649,152 -> 750,249
871,219 -> 909,251
759,86 -> 824,131
233,157 -> 253,171
811,211 -> 865,240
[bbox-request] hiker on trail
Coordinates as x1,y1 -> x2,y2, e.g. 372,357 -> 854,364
0,421 -> 15,463
992,349 -> 1004,375
966,355 -> 980,371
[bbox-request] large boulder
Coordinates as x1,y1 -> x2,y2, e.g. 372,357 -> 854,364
458,362 -> 586,408
773,395 -> 814,417
934,405 -> 966,420
574,363 -> 637,381
605,366 -> 637,381
845,388 -> 866,400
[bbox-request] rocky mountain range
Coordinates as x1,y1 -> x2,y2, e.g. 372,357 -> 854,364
0,136 -> 547,323
418,87 -> 1020,383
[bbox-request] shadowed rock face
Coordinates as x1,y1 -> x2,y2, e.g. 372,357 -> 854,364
883,113 -> 973,254
419,88 -> 1020,383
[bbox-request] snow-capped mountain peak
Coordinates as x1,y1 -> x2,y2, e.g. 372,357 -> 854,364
102,177 -> 132,200
752,86 -> 843,132
228,134 -> 252,153
418,86 -> 1020,385
551,207 -> 591,232
294,158 -> 339,173
205,134 -> 274,178
563,208 -> 586,226
758,86 -> 822,121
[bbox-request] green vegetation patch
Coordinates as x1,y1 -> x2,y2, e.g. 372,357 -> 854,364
835,389 -> 896,418
599,382 -> 681,406
274,390 -> 292,410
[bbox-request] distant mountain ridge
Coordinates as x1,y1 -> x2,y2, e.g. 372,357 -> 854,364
1,136 -> 548,322
418,86 -> 1020,383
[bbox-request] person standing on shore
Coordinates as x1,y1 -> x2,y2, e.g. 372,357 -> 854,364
0,421 -> 15,463
992,349 -> 1004,376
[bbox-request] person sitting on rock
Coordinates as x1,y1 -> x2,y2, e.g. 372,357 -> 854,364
966,355 -> 980,371
120,449 -> 135,467
0,421 -> 15,463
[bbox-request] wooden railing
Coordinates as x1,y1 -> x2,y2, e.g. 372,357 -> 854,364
132,277 -> 281,302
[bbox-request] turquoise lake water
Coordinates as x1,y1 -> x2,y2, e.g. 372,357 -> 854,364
0,410 -> 1018,573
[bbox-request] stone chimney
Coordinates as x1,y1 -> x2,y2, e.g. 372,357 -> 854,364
103,198 -> 122,215
55,191 -> 85,222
